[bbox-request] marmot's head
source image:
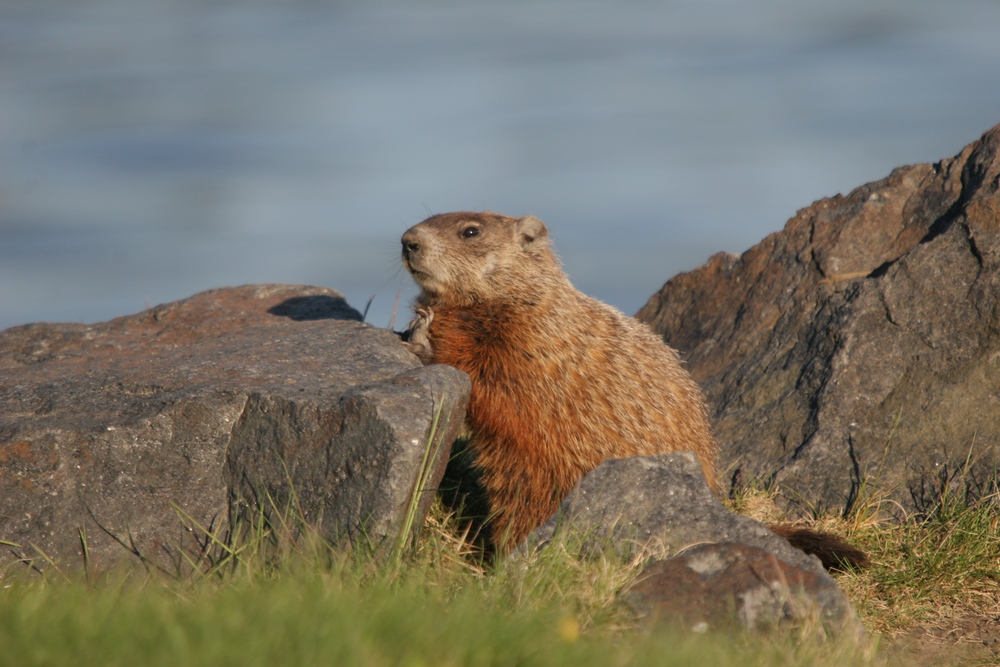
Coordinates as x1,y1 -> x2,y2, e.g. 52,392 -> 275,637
401,212 -> 560,306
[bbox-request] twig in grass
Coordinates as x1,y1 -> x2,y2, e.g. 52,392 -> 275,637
81,501 -> 169,577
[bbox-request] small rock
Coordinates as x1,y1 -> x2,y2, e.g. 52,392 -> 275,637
524,453 -> 860,636
624,542 -> 858,636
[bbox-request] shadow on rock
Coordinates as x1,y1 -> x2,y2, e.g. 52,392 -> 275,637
267,295 -> 363,322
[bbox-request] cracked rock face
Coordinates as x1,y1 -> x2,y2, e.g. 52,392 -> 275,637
637,124 -> 1000,516
0,285 -> 470,572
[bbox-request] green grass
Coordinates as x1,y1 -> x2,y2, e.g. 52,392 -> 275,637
4,467 -> 999,666
0,573 -> 873,667
0,502 -> 882,667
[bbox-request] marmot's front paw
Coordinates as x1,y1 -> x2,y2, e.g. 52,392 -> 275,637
402,307 -> 434,364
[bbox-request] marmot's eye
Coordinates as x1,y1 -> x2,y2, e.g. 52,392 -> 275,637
461,226 -> 480,239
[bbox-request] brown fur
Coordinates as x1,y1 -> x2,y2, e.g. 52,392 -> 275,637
769,524 -> 870,571
401,211 -> 865,569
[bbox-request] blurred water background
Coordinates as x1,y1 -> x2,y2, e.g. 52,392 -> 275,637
3,0 -> 1000,331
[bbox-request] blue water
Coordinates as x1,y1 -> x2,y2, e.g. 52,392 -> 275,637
3,0 -> 1000,331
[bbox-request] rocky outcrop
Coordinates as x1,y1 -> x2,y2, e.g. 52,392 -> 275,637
0,284 -> 470,572
525,454 -> 859,634
638,124 -> 1000,517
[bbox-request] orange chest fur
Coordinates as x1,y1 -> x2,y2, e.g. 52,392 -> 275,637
428,306 -> 566,444
428,306 -> 521,382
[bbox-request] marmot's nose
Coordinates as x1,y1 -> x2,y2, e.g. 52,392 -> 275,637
401,231 -> 421,257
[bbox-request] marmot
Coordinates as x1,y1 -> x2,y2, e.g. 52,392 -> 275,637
401,211 -> 866,570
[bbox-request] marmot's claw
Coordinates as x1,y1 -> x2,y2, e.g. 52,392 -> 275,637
415,306 -> 434,327
403,307 -> 435,364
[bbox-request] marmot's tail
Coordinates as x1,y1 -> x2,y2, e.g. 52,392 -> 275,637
768,524 -> 870,572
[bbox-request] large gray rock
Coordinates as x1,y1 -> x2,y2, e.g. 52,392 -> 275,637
0,284 -> 470,572
637,123 -> 1000,516
525,453 -> 858,634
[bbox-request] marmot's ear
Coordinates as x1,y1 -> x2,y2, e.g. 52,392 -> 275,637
516,216 -> 548,249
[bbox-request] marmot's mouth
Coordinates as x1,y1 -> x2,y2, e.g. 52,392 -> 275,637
408,269 -> 436,288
